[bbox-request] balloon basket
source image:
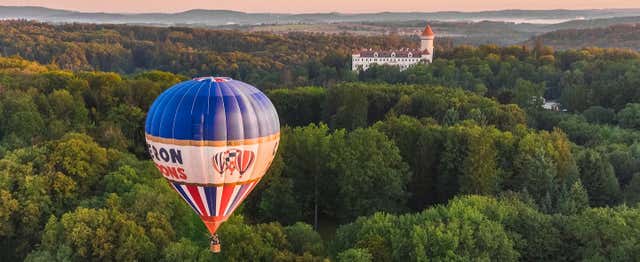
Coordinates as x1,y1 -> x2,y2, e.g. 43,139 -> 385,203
209,234 -> 221,253
210,243 -> 221,253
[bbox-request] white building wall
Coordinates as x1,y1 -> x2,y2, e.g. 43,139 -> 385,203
352,24 -> 435,72
351,55 -> 430,71
420,36 -> 435,61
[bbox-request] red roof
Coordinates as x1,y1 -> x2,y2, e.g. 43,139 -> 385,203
421,25 -> 435,37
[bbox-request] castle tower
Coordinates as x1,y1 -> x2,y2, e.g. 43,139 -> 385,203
420,24 -> 435,63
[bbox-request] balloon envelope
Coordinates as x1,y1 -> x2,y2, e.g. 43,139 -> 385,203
145,77 -> 280,234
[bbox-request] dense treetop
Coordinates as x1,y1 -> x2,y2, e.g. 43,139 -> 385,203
3,20 -> 640,112
0,20 -> 417,88
2,23 -> 640,261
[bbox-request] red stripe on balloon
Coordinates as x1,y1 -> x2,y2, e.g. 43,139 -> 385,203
218,184 -> 236,216
185,185 -> 207,216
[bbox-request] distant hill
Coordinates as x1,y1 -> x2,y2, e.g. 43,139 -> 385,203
546,16 -> 640,30
3,6 -> 640,48
526,23 -> 640,50
1,6 -> 640,26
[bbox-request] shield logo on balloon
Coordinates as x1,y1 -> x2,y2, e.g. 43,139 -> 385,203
212,149 -> 255,176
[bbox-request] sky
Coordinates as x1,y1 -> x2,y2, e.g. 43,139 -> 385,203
1,0 -> 640,13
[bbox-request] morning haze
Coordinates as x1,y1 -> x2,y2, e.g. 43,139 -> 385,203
1,0 -> 640,13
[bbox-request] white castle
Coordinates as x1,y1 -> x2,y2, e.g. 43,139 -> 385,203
352,24 -> 435,71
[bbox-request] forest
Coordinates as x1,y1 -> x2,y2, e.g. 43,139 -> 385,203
1,21 -> 640,261
529,23 -> 640,50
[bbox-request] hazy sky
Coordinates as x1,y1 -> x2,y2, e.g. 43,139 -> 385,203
2,0 -> 640,13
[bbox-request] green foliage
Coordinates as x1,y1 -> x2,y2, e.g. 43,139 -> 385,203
534,24 -> 640,50
0,90 -> 46,149
51,133 -> 108,191
24,245 -> 73,262
577,149 -> 622,206
513,79 -> 545,110
512,133 -> 559,212
4,23 -> 638,112
460,125 -> 501,195
606,146 -> 639,186
214,216 -> 280,261
373,116 -> 443,209
331,196 -> 522,261
268,82 -> 527,130
215,216 -> 325,261
269,124 -> 332,224
374,116 -> 579,212
257,172 -> 301,225
40,207 -> 155,261
249,124 -> 410,225
333,194 -> 640,261
329,128 -> 410,221
0,20 -> 398,88
410,205 -> 519,261
327,85 -> 368,130
336,248 -> 372,262
557,114 -> 640,146
2,29 -> 640,260
0,129 -> 325,261
556,181 -> 590,215
617,103 -> 640,129
162,238 -> 202,262
582,106 -> 615,125
267,87 -> 326,127
560,206 -> 640,260
624,174 -> 640,205
284,222 -> 325,256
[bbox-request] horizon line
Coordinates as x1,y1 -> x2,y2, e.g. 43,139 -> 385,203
2,5 -> 640,16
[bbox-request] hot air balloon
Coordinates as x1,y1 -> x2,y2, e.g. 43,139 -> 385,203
144,76 -> 280,253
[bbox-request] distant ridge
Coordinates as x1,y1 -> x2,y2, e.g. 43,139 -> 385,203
527,23 -> 640,50
546,15 -> 640,30
1,6 -> 639,26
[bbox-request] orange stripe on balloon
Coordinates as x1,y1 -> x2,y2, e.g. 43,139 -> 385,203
164,176 -> 265,187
